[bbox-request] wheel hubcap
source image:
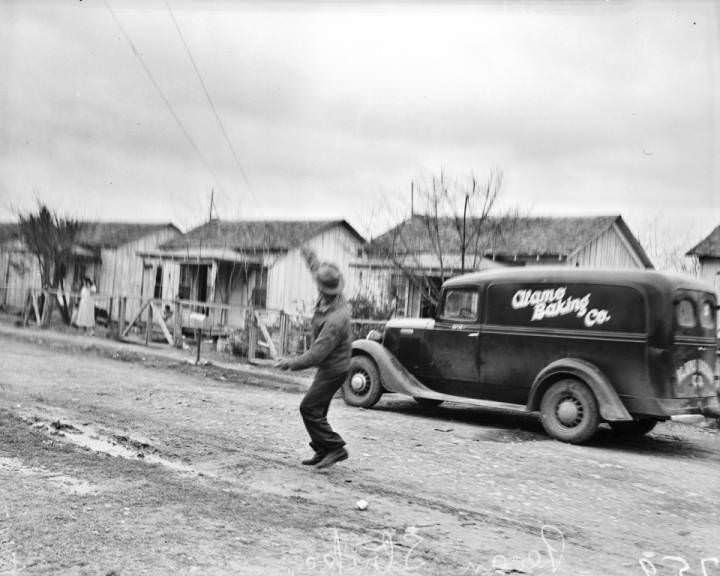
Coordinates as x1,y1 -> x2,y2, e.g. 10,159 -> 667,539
350,371 -> 369,394
556,396 -> 583,426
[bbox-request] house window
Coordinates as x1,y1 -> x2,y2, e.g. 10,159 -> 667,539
73,263 -> 87,291
389,274 -> 408,317
153,266 -> 163,299
251,267 -> 268,308
420,277 -> 443,318
179,264 -> 210,302
179,265 -> 192,300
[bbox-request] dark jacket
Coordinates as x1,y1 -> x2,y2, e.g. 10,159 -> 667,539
289,295 -> 352,376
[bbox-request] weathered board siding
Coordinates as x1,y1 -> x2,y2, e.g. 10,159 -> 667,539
97,228 -> 179,320
568,223 -> 645,269
352,266 -> 394,305
0,246 -> 9,306
1,242 -> 40,310
160,261 -> 181,303
698,259 -> 720,296
140,258 -> 180,305
1,229 -> 179,317
266,226 -> 363,314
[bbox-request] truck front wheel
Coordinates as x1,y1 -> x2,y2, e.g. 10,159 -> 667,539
540,378 -> 600,444
342,355 -> 383,408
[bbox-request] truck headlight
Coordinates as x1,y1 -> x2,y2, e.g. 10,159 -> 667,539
366,329 -> 382,342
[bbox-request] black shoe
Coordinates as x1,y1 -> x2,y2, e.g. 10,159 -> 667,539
301,452 -> 325,466
315,447 -> 348,469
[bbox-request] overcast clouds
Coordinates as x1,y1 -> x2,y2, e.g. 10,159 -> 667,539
1,1 -> 718,254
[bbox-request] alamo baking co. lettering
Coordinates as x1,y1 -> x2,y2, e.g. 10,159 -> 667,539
511,287 -> 611,327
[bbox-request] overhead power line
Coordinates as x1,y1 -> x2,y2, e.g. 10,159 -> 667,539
164,0 -> 250,191
103,0 -> 227,199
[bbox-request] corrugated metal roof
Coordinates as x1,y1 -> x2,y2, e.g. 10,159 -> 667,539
368,214 -> 652,267
351,253 -> 505,272
159,219 -> 365,252
1,220 -> 179,255
75,222 -> 180,249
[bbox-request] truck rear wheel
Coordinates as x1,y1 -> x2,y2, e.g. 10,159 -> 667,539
342,355 -> 383,408
540,378 -> 600,444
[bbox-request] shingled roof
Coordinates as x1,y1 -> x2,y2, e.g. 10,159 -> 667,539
75,222 -> 179,249
0,220 -> 179,261
369,214 -> 652,266
159,219 -> 365,252
686,225 -> 720,258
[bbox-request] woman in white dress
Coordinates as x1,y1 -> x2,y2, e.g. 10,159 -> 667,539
76,277 -> 96,333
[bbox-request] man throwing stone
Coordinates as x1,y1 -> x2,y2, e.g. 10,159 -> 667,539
275,246 -> 352,469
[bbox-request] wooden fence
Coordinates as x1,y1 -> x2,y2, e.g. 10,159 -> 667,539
19,288 -> 387,362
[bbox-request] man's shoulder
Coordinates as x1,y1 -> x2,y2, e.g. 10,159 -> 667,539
328,300 -> 351,323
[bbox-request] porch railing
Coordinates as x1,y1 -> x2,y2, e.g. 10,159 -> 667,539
17,288 -> 387,362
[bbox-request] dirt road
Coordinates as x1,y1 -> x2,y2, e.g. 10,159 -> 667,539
0,335 -> 718,576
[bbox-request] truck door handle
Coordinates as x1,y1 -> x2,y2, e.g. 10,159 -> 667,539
468,332 -> 479,338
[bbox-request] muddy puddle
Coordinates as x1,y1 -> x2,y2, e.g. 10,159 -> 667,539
19,412 -> 209,478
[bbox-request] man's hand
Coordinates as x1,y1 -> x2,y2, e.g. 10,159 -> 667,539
300,246 -> 319,272
274,357 -> 293,371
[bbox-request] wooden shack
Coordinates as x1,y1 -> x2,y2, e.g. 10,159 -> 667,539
0,221 -> 180,320
139,219 -> 366,329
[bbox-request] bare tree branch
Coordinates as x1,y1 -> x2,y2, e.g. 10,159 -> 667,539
373,169 -> 511,315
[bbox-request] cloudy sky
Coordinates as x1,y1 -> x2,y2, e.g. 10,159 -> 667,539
1,0 -> 718,257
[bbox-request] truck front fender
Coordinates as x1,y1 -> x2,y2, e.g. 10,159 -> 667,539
351,339 -> 444,400
528,358 -> 632,422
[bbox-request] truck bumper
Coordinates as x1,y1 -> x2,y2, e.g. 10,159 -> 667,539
698,397 -> 720,418
621,395 -> 720,419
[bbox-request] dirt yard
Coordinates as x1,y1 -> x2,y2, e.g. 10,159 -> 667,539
0,333 -> 719,576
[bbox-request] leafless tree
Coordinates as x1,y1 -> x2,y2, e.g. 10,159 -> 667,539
639,216 -> 700,275
370,169 -> 510,313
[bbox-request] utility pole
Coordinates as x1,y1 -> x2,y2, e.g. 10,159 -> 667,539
209,189 -> 215,222
410,181 -> 414,217
461,193 -> 469,273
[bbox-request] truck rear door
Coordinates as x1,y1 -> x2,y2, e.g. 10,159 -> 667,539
672,290 -> 718,398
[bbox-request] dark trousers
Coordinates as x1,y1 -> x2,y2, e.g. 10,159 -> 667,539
299,369 -> 348,454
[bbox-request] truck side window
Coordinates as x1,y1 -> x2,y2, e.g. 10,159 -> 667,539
442,288 -> 478,320
700,300 -> 716,330
675,299 -> 696,328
